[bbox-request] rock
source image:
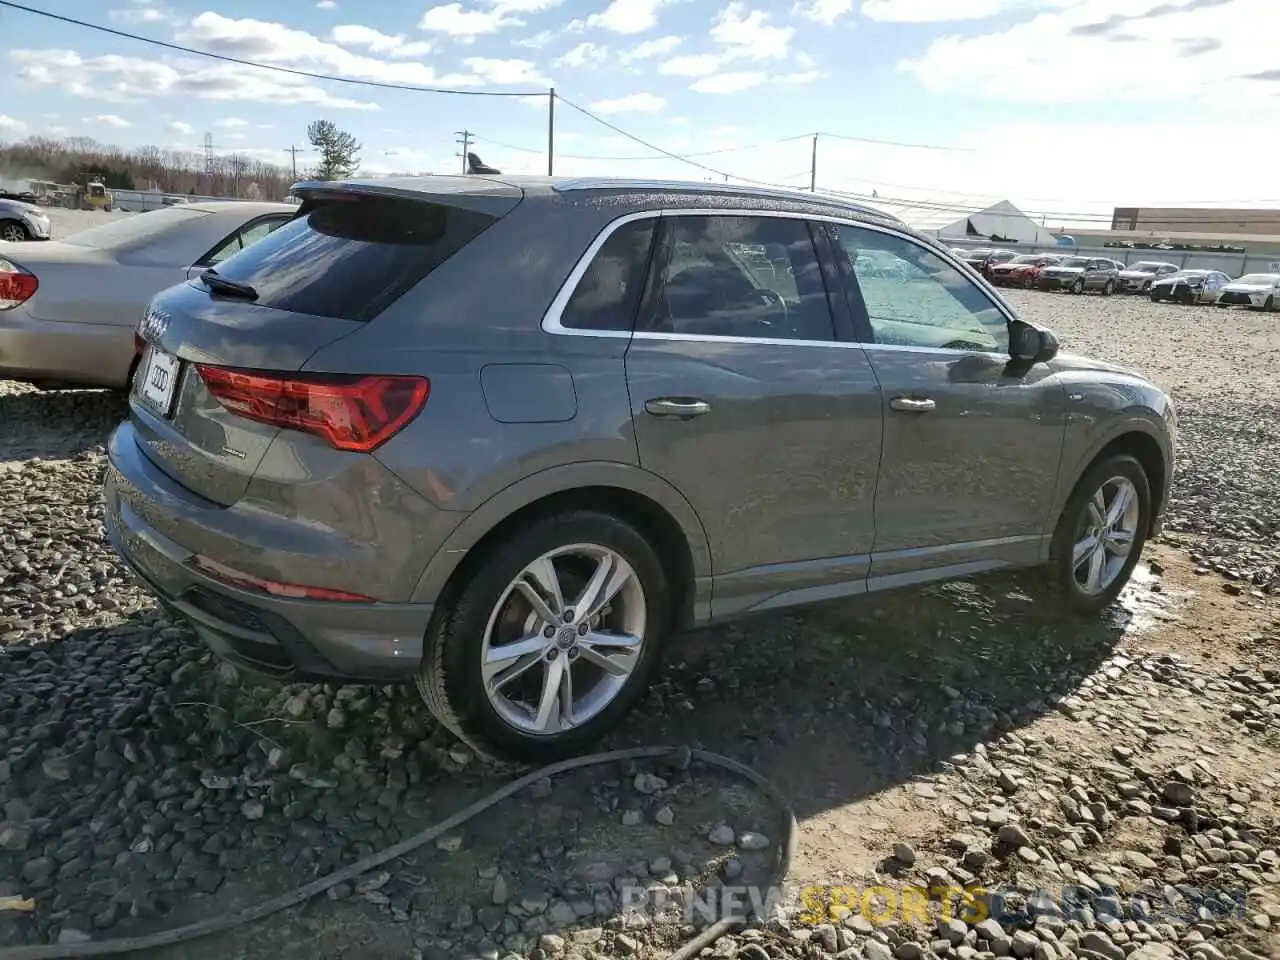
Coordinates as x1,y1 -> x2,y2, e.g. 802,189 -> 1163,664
57,928 -> 92,945
865,942 -> 895,960
709,825 -> 736,845
738,831 -> 770,851
0,821 -> 31,852
436,833 -> 464,852
492,875 -> 509,906
1011,931 -> 1040,958
633,772 -> 667,795
1161,781 -> 1194,807
21,857 -> 54,884
895,942 -> 925,960
1079,931 -> 1125,960
938,918 -> 968,945
998,824 -> 1032,847
654,805 -> 675,826
1122,850 -> 1159,873
975,920 -> 1007,943
620,810 -> 642,827
893,841 -> 917,865
614,933 -> 639,955
241,799 -> 265,821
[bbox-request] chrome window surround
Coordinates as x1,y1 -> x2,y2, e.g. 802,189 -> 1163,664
539,207 -> 1019,357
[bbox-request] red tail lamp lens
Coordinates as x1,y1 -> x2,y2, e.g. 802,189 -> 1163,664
0,258 -> 37,310
195,366 -> 429,453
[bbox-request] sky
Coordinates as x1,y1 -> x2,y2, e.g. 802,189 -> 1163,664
2,0 -> 1280,228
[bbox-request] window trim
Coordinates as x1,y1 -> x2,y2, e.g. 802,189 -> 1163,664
540,207 -> 1020,356
191,213 -> 293,269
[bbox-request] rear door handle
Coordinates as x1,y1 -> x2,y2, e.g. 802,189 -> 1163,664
645,397 -> 711,418
889,396 -> 936,413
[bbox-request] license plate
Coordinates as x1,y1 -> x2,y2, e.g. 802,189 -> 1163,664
139,345 -> 180,418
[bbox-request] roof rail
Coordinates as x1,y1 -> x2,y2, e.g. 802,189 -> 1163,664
551,177 -> 904,224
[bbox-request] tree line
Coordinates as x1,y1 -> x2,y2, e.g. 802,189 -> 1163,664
0,120 -> 366,200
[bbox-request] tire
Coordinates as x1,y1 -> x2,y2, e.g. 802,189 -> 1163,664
1102,280 -> 1115,296
1046,453 -> 1151,616
1142,282 -> 1152,293
1070,278 -> 1085,295
1266,295 -> 1275,311
416,510 -> 671,763
0,219 -> 30,242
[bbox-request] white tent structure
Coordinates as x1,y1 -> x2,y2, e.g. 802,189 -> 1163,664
864,197 -> 1059,246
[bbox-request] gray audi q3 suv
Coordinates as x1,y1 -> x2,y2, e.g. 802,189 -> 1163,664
103,175 -> 1176,762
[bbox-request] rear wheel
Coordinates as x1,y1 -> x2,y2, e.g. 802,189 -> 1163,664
0,220 -> 30,242
1266,295 -> 1275,311
1071,278 -> 1085,295
417,510 -> 671,763
1046,454 -> 1151,615
1102,280 -> 1115,296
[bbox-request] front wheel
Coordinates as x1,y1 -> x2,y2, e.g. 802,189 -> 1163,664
1046,454 -> 1151,615
1266,295 -> 1275,311
0,219 -> 30,242
416,510 -> 671,763
1102,280 -> 1115,296
1070,278 -> 1085,295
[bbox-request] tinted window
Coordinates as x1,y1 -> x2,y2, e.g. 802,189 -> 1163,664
207,196 -> 498,322
831,223 -> 1009,353
204,217 -> 288,265
636,215 -> 833,342
560,218 -> 655,331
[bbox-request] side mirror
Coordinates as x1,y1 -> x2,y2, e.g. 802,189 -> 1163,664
1010,323 -> 1059,364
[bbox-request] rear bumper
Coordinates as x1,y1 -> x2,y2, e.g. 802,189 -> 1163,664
103,422 -> 432,683
0,310 -> 134,387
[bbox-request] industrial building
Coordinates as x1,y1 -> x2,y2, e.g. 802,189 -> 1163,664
1111,206 -> 1280,236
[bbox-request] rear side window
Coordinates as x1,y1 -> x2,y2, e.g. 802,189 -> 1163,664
207,195 -> 499,322
560,218 -> 656,331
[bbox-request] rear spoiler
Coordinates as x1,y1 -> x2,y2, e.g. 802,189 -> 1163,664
290,176 -> 523,218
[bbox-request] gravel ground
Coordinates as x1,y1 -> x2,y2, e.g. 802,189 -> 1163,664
1,289 -> 1278,960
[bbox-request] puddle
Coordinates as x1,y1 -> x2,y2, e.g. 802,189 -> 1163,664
1112,562 -> 1195,634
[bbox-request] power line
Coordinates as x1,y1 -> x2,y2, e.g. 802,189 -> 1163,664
471,132 -> 812,162
814,130 -> 974,153
0,0 -> 543,97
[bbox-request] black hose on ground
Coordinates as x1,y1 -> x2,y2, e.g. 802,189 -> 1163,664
0,746 -> 799,960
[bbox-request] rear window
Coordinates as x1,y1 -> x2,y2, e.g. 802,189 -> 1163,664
205,195 -> 499,322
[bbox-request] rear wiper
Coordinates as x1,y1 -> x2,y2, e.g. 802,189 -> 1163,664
200,268 -> 258,301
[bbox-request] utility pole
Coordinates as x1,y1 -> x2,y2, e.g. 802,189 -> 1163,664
809,133 -> 818,192
285,145 -> 300,180
547,87 -> 555,177
455,130 -> 473,174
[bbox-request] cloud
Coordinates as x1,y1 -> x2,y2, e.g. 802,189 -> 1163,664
555,42 -> 609,67
711,3 -> 792,59
897,0 -> 1280,108
690,70 -> 766,93
658,54 -> 725,77
10,48 -> 381,110
316,0 -> 336,7
331,24 -> 434,58
793,0 -> 852,24
619,35 -> 682,62
167,120 -> 193,134
177,12 -> 467,85
590,91 -> 665,112
420,0 -> 564,39
0,115 -> 27,134
214,117 -> 249,128
86,114 -> 131,127
462,56 -> 551,85
587,0 -> 669,35
860,0 -> 1065,21
107,6 -> 171,24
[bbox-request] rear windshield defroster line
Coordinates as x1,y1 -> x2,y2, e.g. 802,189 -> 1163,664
203,194 -> 500,323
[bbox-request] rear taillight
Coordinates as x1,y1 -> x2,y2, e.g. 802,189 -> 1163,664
195,366 -> 429,453
0,258 -> 37,310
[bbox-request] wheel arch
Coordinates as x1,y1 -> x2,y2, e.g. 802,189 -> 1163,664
412,463 -> 712,632
1058,422 -> 1170,540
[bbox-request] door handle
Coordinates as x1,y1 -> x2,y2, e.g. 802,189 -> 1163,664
889,396 -> 936,413
645,397 -> 711,418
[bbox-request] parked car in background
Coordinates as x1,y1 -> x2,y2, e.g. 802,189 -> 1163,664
103,175 -> 1174,762
989,253 -> 1063,288
1037,256 -> 1120,295
1216,273 -> 1280,310
0,197 -> 53,242
1148,269 -> 1231,305
1116,261 -> 1179,293
0,201 -> 294,389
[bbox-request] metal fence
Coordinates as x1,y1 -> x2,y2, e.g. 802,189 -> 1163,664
108,190 -> 282,213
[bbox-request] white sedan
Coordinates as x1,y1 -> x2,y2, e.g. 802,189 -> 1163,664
0,201 -> 294,389
1216,273 -> 1280,310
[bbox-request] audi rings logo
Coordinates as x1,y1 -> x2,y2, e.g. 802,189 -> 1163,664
139,307 -> 171,343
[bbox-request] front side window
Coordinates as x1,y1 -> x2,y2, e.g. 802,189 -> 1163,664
560,218 -> 655,331
831,223 -> 1009,354
636,215 -> 834,342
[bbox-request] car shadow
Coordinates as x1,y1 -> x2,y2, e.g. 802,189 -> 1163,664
0,387 -> 128,461
0,559 -> 1167,958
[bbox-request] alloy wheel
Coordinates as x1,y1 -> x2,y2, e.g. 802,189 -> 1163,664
479,543 -> 647,736
0,222 -> 27,242
1071,476 -> 1140,596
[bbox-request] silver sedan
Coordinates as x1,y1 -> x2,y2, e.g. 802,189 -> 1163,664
0,201 -> 294,389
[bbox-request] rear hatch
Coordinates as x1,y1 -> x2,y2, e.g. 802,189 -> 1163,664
130,177 -> 523,505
